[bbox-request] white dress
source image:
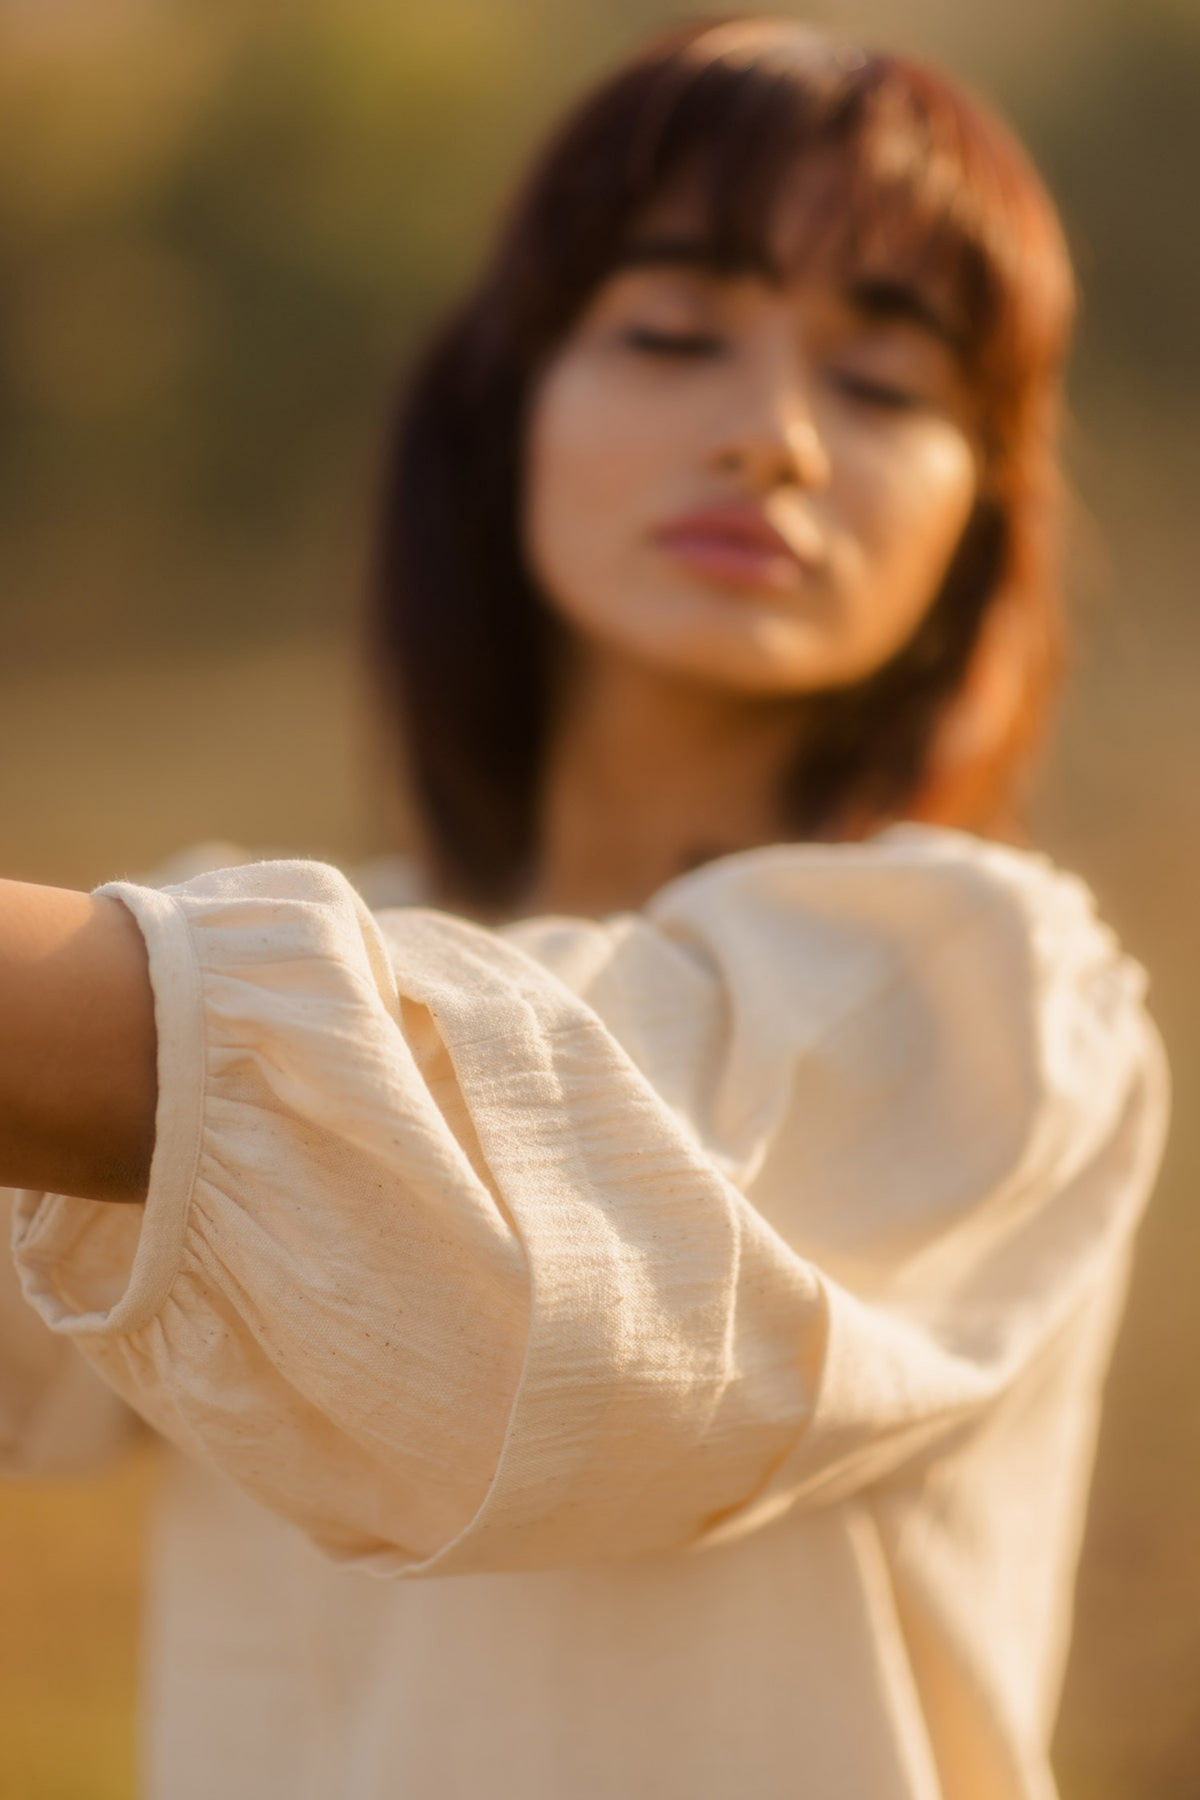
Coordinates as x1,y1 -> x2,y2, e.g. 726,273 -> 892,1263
1,824 -> 1170,1800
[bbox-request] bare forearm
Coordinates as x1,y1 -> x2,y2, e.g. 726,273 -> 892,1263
0,882 -> 156,1203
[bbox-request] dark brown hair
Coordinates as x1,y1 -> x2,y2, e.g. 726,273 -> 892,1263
372,16 -> 1077,908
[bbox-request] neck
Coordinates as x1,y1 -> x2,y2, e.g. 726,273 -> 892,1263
522,639 -> 810,917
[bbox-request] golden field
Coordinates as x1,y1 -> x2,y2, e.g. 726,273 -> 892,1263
1,2 -> 1198,1794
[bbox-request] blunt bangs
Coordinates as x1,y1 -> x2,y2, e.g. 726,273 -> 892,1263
516,20 -> 1074,464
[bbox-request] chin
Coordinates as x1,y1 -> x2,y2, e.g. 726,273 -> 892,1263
557,580 -> 864,695
638,611 -> 849,695
656,584 -> 856,689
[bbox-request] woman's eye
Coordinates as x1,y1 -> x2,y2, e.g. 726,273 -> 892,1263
833,370 -> 924,412
621,326 -> 724,359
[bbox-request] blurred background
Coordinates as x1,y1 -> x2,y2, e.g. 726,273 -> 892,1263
0,0 -> 1196,1795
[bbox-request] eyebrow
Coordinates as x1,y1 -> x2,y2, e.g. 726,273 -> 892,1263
613,235 -> 769,278
613,236 -> 964,352
843,277 -> 964,353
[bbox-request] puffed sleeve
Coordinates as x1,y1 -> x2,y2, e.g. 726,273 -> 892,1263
8,825 -> 1169,1575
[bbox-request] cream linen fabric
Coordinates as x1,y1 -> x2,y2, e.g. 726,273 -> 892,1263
4,823 -> 1170,1799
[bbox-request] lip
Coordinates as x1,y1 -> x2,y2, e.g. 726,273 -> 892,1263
651,502 -> 822,596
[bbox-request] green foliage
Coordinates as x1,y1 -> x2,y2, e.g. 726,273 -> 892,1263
0,1 -> 561,650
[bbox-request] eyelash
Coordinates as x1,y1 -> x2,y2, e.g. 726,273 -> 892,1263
622,328 -> 924,411
622,327 -> 724,359
833,372 -> 922,412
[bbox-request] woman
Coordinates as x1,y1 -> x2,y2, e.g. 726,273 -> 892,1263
0,17 -> 1170,1800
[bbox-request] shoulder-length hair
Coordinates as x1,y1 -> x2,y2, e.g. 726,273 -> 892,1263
372,15 -> 1077,910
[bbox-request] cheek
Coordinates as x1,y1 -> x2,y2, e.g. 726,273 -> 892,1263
836,425 -> 978,630
843,426 -> 977,569
524,359 -> 665,597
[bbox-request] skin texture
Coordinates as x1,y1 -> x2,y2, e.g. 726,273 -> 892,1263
520,195 -> 983,916
0,884 -> 156,1203
526,253 -> 980,697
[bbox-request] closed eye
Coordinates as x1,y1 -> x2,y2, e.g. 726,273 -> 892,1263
832,371 -> 924,411
622,327 -> 725,359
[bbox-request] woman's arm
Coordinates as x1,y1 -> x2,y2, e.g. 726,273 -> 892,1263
5,841 -> 1168,1577
0,881 -> 156,1203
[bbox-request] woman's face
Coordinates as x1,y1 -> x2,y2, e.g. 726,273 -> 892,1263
523,196 -> 983,696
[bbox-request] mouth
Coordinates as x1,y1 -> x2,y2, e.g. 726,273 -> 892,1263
651,502 -> 823,597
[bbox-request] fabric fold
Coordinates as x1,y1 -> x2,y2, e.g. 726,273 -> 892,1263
8,825 -> 1169,1577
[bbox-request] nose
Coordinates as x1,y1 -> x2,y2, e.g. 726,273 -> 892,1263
710,366 -> 832,493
